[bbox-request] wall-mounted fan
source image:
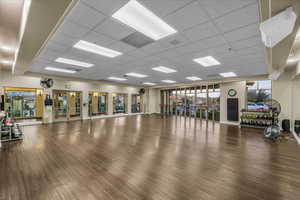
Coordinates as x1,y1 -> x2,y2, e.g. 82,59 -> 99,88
40,78 -> 54,89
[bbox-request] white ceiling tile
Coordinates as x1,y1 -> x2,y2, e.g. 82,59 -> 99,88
140,0 -> 194,17
82,31 -> 116,46
158,33 -> 190,49
94,19 -> 135,40
56,20 -> 90,38
182,22 -> 219,42
140,42 -> 167,55
46,40 -> 70,53
231,36 -> 262,49
127,50 -> 148,59
214,3 -> 259,33
157,49 -> 181,60
82,0 -> 128,16
236,45 -> 265,56
50,32 -> 79,46
109,41 -> 137,53
66,3 -> 106,28
38,49 -> 62,61
175,35 -> 227,55
223,22 -> 260,42
199,0 -> 256,19
166,1 -> 209,31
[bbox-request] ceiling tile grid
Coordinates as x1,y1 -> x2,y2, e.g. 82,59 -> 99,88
29,0 -> 267,85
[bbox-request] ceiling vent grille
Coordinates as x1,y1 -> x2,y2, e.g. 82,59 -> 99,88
121,32 -> 154,48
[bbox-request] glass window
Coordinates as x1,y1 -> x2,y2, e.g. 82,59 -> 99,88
247,80 -> 272,111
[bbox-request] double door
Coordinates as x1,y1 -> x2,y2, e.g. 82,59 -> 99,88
53,90 -> 82,121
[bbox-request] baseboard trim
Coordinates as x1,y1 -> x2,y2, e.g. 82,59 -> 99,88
16,121 -> 43,126
83,113 -> 146,120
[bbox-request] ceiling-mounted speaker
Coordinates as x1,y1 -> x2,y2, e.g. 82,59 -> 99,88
260,7 -> 297,48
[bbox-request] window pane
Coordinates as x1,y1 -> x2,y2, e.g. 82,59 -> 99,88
258,80 -> 271,89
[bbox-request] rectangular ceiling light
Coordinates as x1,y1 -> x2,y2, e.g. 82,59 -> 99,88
108,77 -> 127,81
0,46 -> 15,53
112,0 -> 177,40
45,66 -> 77,74
152,66 -> 177,73
162,80 -> 176,83
219,72 -> 237,78
73,40 -> 122,58
143,82 -> 156,85
186,76 -> 202,81
55,57 -> 94,68
0,60 -> 14,65
126,72 -> 148,78
193,56 -> 221,67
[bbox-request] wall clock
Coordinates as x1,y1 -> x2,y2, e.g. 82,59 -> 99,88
228,89 -> 237,97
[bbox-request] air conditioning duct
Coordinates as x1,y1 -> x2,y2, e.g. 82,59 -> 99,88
260,7 -> 297,48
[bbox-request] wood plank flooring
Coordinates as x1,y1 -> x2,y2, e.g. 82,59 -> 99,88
1,114 -> 300,200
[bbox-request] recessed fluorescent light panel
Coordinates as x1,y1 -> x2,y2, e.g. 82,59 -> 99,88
126,72 -> 148,78
143,82 -> 156,85
152,66 -> 177,74
45,66 -> 77,74
162,80 -> 176,83
186,76 -> 202,81
112,0 -> 177,40
73,40 -> 122,58
55,57 -> 94,68
220,72 -> 237,78
0,60 -> 14,65
108,77 -> 127,81
0,46 -> 15,53
193,56 -> 221,67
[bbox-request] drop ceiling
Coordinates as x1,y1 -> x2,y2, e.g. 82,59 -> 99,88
28,0 -> 267,86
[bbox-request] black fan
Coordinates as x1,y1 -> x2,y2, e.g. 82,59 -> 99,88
40,78 -> 54,89
139,88 -> 145,94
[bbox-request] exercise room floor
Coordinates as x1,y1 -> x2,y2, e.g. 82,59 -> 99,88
1,115 -> 300,200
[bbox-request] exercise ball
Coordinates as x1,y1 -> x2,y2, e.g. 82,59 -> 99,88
264,125 -> 281,140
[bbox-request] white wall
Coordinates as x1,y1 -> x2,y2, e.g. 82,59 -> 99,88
272,71 -> 300,128
0,71 -> 144,122
220,81 -> 247,124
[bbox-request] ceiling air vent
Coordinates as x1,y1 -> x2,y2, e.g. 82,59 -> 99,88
121,31 -> 154,48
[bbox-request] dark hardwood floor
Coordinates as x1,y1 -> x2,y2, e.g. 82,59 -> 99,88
1,114 -> 300,200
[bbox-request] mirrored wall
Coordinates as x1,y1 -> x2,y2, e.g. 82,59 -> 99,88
113,93 -> 127,114
132,94 -> 142,113
88,92 -> 108,116
53,90 -> 82,121
160,84 -> 220,121
4,87 -> 43,119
